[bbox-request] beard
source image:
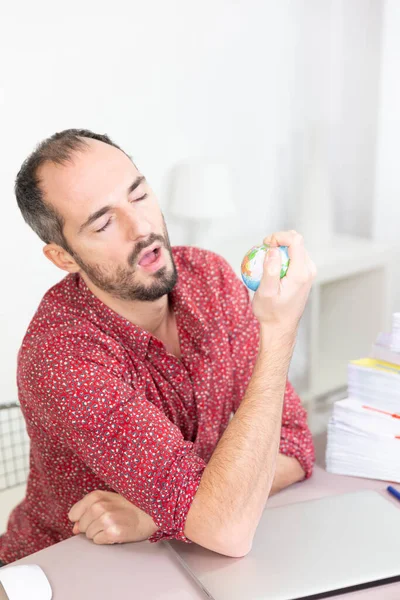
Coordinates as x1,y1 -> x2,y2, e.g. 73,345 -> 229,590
70,221 -> 178,302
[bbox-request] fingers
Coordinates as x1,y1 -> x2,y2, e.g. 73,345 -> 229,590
85,517 -> 106,541
73,504 -> 124,544
256,247 -> 281,298
69,492 -> 157,546
263,230 -> 308,282
83,520 -> 122,544
68,490 -> 104,523
72,503 -> 121,544
264,230 -> 306,269
252,231 -> 316,328
93,529 -> 119,545
263,230 -> 299,248
73,500 -> 107,534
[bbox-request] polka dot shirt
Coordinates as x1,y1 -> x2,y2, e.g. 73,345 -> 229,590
0,246 -> 314,564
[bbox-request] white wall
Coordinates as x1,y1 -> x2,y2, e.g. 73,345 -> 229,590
374,0 -> 400,244
0,0 -> 387,404
373,0 -> 400,313
329,0 -> 383,238
0,0 -> 300,403
281,0 -> 383,238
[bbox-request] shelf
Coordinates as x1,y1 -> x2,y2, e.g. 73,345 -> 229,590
311,235 -> 392,285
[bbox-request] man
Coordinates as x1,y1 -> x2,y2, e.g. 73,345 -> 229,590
0,129 -> 316,565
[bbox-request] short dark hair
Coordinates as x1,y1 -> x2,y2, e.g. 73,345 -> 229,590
15,128 -> 126,250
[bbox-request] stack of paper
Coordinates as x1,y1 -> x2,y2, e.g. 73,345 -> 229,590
371,332 -> 400,366
326,357 -> 400,483
348,358 -> 400,412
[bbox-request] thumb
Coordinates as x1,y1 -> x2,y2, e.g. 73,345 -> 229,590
257,246 -> 281,297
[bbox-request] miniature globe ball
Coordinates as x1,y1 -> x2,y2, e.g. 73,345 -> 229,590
241,244 -> 290,292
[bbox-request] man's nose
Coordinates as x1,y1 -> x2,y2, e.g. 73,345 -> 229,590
125,212 -> 153,242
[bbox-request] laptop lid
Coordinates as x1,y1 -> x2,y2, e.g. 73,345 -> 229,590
169,490 -> 400,600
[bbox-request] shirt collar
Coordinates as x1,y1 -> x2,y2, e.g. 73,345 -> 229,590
75,273 -> 151,361
170,274 -> 210,349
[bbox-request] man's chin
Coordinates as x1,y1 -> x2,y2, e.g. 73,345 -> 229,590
79,248 -> 177,302
137,271 -> 178,301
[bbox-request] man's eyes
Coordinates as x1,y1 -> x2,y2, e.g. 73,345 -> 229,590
133,193 -> 148,203
94,194 -> 148,233
95,219 -> 112,233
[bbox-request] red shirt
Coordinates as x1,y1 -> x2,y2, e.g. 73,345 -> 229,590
0,247 -> 314,564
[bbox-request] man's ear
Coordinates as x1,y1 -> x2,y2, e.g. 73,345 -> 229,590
43,243 -> 80,273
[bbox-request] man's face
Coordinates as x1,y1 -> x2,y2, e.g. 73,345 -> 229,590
39,139 -> 177,301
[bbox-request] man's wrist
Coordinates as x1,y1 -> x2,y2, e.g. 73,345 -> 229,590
259,323 -> 297,356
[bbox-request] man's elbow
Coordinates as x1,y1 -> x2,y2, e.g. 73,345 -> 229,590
207,529 -> 253,558
185,515 -> 254,558
222,538 -> 253,558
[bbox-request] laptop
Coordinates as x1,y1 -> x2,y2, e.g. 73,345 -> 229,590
168,490 -> 400,600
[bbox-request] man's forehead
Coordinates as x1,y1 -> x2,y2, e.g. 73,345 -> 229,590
39,139 -> 138,213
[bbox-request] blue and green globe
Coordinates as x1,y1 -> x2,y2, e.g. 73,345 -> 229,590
241,244 -> 290,292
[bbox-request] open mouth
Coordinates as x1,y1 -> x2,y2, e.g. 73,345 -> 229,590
138,246 -> 162,267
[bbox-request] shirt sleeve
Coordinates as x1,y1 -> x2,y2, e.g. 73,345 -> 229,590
214,253 -> 260,412
215,253 -> 315,479
19,330 -> 206,543
280,381 -> 315,479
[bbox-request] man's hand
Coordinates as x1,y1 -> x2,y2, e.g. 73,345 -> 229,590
269,454 -> 305,496
252,231 -> 316,333
68,491 -> 158,545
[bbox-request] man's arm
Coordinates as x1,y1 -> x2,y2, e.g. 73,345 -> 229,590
221,240 -> 314,495
184,231 -> 316,556
184,325 -> 295,556
270,454 -> 305,495
68,453 -> 304,544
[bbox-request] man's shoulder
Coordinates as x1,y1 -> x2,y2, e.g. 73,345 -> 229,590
29,272 -> 83,325
19,274 -> 95,358
171,246 -> 249,323
172,245 -> 233,281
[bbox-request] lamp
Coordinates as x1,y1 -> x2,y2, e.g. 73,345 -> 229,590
168,160 -> 236,246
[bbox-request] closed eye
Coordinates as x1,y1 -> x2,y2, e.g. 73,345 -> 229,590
132,193 -> 148,202
95,194 -> 148,233
96,219 -> 112,233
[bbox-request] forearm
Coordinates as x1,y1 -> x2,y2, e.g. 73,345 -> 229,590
269,453 -> 305,496
185,325 -> 296,556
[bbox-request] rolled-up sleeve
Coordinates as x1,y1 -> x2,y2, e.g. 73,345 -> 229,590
21,332 -> 206,543
279,381 -> 315,479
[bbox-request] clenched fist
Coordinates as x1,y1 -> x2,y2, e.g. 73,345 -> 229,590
252,230 -> 316,334
68,490 -> 158,545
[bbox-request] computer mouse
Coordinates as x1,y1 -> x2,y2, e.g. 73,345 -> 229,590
0,564 -> 52,600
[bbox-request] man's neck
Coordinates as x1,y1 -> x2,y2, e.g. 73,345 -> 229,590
80,272 -> 171,338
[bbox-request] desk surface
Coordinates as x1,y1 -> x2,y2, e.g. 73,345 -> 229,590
11,449 -> 400,599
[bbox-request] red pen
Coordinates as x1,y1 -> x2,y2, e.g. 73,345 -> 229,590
361,405 -> 400,438
362,405 -> 400,419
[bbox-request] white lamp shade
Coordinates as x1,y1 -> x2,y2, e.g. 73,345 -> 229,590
168,161 -> 235,220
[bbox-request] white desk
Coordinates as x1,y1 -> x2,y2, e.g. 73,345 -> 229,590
10,464 -> 400,599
